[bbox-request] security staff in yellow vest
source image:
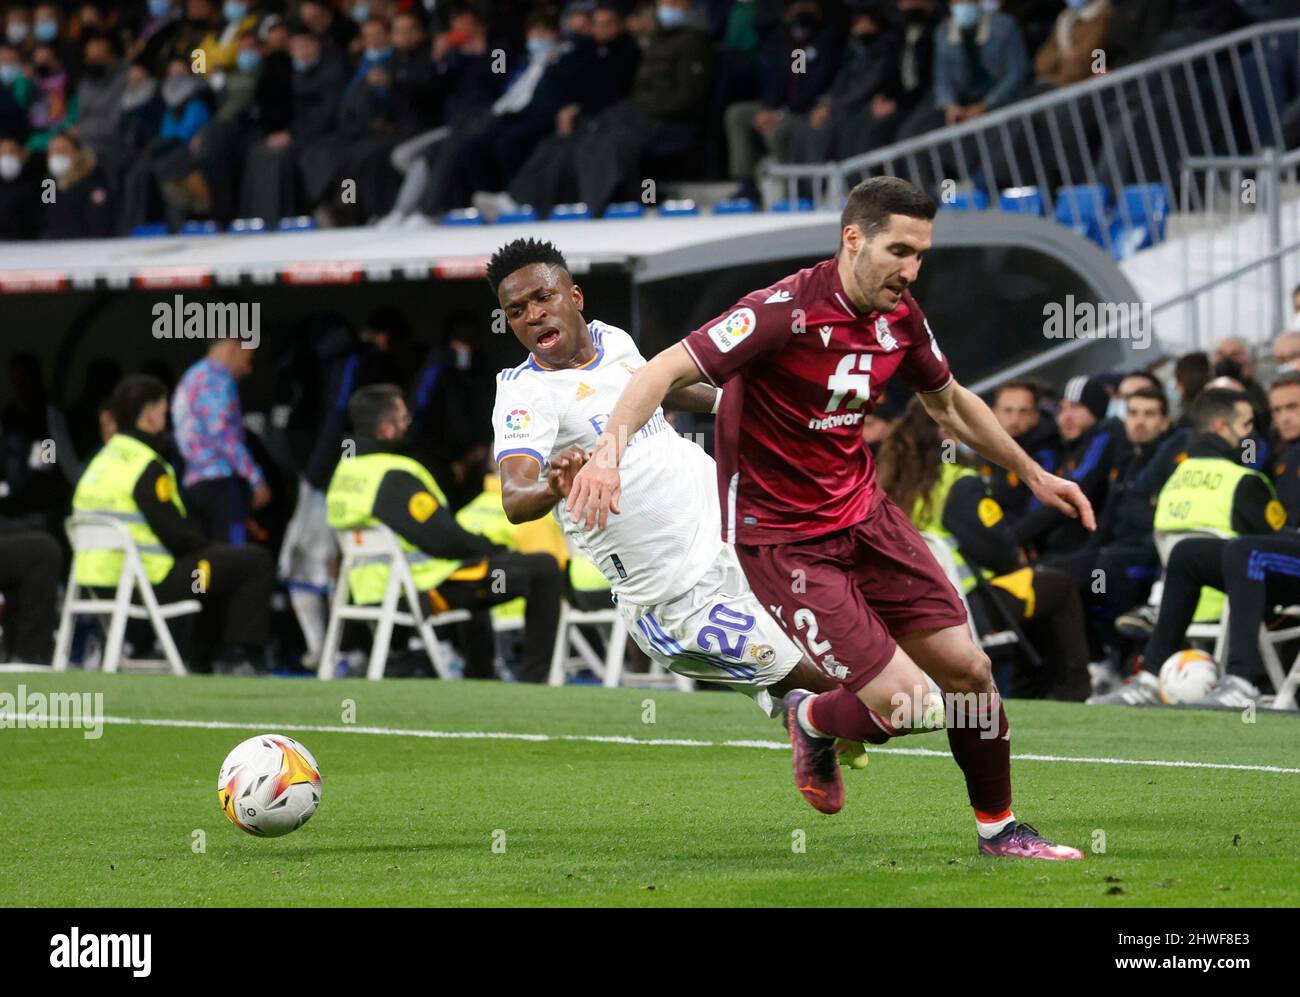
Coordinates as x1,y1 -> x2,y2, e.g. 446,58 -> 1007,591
71,375 -> 274,674
877,398 -> 1094,700
326,384 -> 562,682
1094,388 -> 1285,706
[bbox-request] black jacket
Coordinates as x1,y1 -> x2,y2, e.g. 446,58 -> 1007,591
1014,417 -> 1125,554
940,474 -> 1021,577
1270,437 -> 1300,527
127,429 -> 208,559
984,411 -> 1061,524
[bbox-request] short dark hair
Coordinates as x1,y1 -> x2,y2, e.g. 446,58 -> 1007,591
348,383 -> 404,437
109,373 -> 168,430
1271,371 -> 1300,393
994,381 -> 1039,405
1120,370 -> 1161,392
1188,387 -> 1249,434
1174,351 -> 1211,403
840,176 -> 936,240
485,238 -> 569,297
1126,384 -> 1169,416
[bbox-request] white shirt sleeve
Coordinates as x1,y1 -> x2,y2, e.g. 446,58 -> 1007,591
492,371 -> 559,471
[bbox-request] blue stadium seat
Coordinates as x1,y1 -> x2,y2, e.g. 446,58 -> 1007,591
1119,182 -> 1170,245
1054,184 -> 1112,248
660,198 -> 698,217
443,208 -> 485,225
129,222 -> 169,237
549,202 -> 591,221
999,186 -> 1045,215
603,201 -> 645,219
940,190 -> 989,211
277,215 -> 317,232
228,217 -> 268,235
497,205 -> 539,223
712,197 -> 757,215
180,220 -> 219,236
771,198 -> 813,213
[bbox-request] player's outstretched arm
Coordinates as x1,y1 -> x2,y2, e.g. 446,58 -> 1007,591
918,379 -> 1097,531
567,342 -> 704,530
664,383 -> 719,414
500,445 -> 589,524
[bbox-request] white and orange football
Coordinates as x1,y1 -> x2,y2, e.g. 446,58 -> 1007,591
217,734 -> 322,837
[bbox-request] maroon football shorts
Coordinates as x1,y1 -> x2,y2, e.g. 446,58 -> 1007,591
736,488 -> 968,692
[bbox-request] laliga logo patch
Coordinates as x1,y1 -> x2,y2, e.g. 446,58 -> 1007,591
503,407 -> 532,439
707,307 -> 756,354
875,316 -> 898,351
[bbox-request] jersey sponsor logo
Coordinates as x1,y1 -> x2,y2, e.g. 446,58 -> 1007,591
764,289 -> 792,304
707,307 -> 756,353
808,411 -> 866,431
818,325 -> 834,347
408,491 -> 438,522
575,382 -> 594,400
825,353 -> 872,411
875,315 -> 898,351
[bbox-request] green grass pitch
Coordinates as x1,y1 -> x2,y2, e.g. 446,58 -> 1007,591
2,671 -> 1297,907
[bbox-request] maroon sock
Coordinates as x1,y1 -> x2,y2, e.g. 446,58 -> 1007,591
945,694 -> 1012,814
807,687 -> 896,744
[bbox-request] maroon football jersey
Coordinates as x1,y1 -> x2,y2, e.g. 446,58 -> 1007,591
682,258 -> 952,545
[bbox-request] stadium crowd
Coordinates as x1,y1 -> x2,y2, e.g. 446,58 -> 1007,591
4,285 -> 1300,712
0,0 -> 1289,238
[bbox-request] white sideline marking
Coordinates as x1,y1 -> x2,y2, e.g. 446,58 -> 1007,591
7,713 -> 1298,775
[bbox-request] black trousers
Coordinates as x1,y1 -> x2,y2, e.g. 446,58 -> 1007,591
978,566 -> 1091,700
433,551 -> 562,683
186,477 -> 250,546
1144,535 -> 1300,684
0,530 -> 61,663
151,544 -> 273,659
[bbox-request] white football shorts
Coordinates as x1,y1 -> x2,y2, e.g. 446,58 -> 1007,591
618,545 -> 801,716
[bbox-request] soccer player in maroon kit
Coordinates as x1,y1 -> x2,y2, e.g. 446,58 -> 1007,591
567,177 -> 1094,860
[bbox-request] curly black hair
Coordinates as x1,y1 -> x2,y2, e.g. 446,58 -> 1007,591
485,238 -> 570,297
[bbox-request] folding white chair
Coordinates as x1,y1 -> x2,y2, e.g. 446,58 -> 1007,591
920,533 -> 1021,655
547,593 -> 629,687
52,514 -> 201,674
1260,608 -> 1300,711
319,526 -> 470,680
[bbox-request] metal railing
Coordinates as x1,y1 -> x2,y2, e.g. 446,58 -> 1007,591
764,18 -> 1300,261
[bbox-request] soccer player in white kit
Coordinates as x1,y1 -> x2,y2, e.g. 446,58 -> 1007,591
487,238 -> 822,714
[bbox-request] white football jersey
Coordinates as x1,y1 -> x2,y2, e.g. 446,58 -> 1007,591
492,320 -> 722,605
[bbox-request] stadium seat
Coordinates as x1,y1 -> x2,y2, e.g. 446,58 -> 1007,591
228,217 -> 268,235
1054,184 -> 1113,248
549,202 -> 591,222
999,186 -> 1046,215
442,207 -> 485,226
770,198 -> 814,213
940,190 -> 990,212
319,525 -> 471,680
603,201 -> 645,219
1109,182 -> 1172,259
52,515 -> 202,675
180,220 -> 220,236
277,215 -> 317,232
497,205 -> 539,224
712,197 -> 757,215
128,222 -> 169,238
659,198 -> 699,217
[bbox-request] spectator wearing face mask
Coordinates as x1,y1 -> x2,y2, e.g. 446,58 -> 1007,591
0,134 -> 41,238
40,129 -> 114,238
1273,329 -> 1300,376
26,43 -> 75,150
118,58 -> 165,151
0,42 -> 32,141
129,0 -> 181,67
71,31 -> 129,182
29,4 -> 70,66
140,0 -> 220,76
194,0 -> 260,72
4,7 -> 34,56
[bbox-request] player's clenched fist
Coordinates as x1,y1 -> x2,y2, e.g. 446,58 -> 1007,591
566,437 -> 621,531
546,444 -> 590,499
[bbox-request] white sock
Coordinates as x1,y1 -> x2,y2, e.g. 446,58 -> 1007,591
976,812 -> 1017,839
796,695 -> 831,740
289,588 -> 326,659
